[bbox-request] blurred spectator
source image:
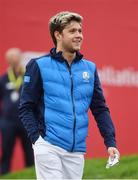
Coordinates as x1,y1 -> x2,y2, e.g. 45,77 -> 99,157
0,48 -> 34,175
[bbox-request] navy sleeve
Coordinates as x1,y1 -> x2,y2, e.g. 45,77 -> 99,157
90,68 -> 116,148
19,59 -> 43,144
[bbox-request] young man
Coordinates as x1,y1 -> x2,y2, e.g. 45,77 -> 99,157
0,48 -> 34,174
19,12 -> 120,179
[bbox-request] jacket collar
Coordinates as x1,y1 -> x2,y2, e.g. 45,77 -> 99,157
50,48 -> 83,63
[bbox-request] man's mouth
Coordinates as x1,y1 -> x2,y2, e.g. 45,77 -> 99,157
73,40 -> 82,44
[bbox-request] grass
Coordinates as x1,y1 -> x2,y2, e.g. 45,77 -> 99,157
83,155 -> 138,179
1,154 -> 138,179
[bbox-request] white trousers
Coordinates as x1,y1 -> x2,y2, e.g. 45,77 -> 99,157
33,136 -> 84,180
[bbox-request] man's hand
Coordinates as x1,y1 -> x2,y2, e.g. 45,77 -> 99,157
106,147 -> 120,168
108,147 -> 120,159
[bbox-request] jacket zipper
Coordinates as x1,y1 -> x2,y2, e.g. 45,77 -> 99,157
66,61 -> 76,152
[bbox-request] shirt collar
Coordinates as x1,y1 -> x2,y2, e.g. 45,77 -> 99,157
50,48 -> 83,63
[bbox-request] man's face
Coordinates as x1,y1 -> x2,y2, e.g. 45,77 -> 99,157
7,52 -> 21,67
57,21 -> 83,53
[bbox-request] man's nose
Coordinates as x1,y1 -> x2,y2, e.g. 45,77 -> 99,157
75,31 -> 83,38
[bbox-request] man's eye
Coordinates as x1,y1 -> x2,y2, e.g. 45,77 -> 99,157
79,29 -> 82,33
69,29 -> 75,33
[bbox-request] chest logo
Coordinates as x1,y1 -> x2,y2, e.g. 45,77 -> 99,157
82,71 -> 90,82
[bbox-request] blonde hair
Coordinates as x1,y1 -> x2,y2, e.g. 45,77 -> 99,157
49,11 -> 83,46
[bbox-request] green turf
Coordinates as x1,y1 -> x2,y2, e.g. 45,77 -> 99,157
83,154 -> 138,179
1,155 -> 138,179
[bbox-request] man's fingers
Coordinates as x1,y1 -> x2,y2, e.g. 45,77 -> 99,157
108,147 -> 120,159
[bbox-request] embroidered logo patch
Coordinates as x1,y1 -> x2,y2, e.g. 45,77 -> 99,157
24,76 -> 30,83
83,71 -> 89,82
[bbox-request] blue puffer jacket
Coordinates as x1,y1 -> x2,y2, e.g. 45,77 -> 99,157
19,48 -> 116,152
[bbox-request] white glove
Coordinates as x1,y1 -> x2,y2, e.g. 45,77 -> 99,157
106,153 -> 119,169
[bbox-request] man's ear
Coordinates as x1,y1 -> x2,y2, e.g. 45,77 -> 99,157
54,31 -> 61,41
